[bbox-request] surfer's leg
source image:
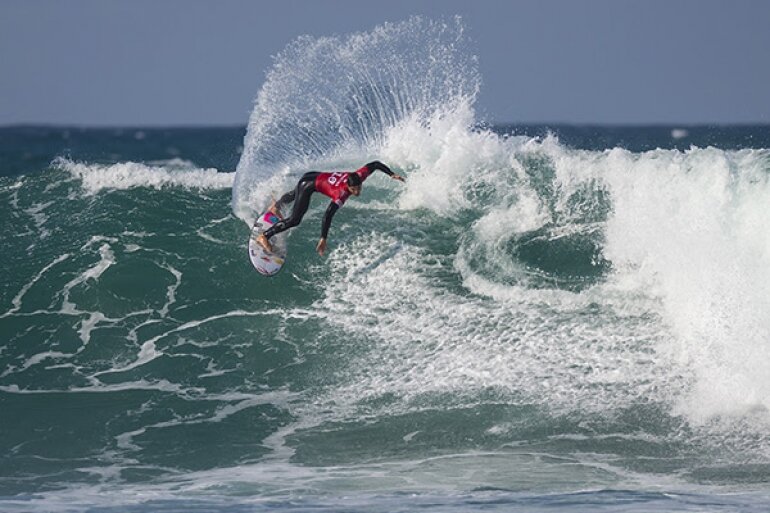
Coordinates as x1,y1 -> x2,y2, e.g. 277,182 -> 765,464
264,175 -> 316,240
268,171 -> 320,219
274,172 -> 319,211
272,190 -> 295,215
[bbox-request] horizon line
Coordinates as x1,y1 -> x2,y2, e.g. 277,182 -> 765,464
3,121 -> 770,130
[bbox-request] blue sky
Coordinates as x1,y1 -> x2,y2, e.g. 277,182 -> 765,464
1,0 -> 768,125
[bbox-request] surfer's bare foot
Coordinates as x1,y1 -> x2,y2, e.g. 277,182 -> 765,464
256,233 -> 273,252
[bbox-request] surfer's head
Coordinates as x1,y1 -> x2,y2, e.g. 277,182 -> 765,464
346,172 -> 362,196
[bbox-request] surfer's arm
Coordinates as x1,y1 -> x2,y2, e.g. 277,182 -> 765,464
320,201 -> 339,240
365,161 -> 405,182
365,160 -> 393,176
316,202 -> 338,257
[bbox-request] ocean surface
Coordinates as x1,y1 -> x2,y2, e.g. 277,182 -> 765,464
3,16 -> 770,513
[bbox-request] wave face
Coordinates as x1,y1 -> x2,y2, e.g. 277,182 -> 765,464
3,19 -> 770,513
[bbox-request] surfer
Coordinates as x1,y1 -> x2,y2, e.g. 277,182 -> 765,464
256,161 -> 405,256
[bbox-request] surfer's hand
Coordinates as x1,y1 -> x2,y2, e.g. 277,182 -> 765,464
316,238 -> 327,256
392,174 -> 406,182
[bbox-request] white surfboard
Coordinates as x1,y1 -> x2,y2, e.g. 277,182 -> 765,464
248,210 -> 287,276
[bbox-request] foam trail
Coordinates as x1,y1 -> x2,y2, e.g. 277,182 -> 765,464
157,263 -> 182,318
2,253 -> 70,317
91,307 -> 315,379
60,241 -> 116,315
23,200 -> 54,239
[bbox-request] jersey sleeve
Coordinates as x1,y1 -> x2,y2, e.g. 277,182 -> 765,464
355,161 -> 394,181
354,165 -> 373,181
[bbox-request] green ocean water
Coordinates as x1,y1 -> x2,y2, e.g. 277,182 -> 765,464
3,16 -> 770,513
2,124 -> 770,513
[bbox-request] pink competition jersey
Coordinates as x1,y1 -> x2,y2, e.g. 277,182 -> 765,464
314,165 -> 373,206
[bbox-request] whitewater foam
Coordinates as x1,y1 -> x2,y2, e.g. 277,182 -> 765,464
376,104 -> 770,427
600,146 -> 770,423
56,157 -> 233,194
313,231 -> 667,425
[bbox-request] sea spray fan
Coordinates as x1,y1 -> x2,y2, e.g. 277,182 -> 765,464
232,16 -> 480,220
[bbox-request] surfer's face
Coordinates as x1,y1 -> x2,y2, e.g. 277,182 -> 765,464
348,184 -> 361,196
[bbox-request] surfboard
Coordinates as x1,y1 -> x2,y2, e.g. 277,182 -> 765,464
248,210 -> 287,276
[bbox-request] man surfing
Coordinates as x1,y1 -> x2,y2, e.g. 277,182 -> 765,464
256,161 -> 405,256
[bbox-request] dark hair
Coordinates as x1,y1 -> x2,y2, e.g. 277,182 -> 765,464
347,172 -> 362,187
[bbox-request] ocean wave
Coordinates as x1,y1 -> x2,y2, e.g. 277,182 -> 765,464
382,104 -> 770,423
55,157 -> 234,194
